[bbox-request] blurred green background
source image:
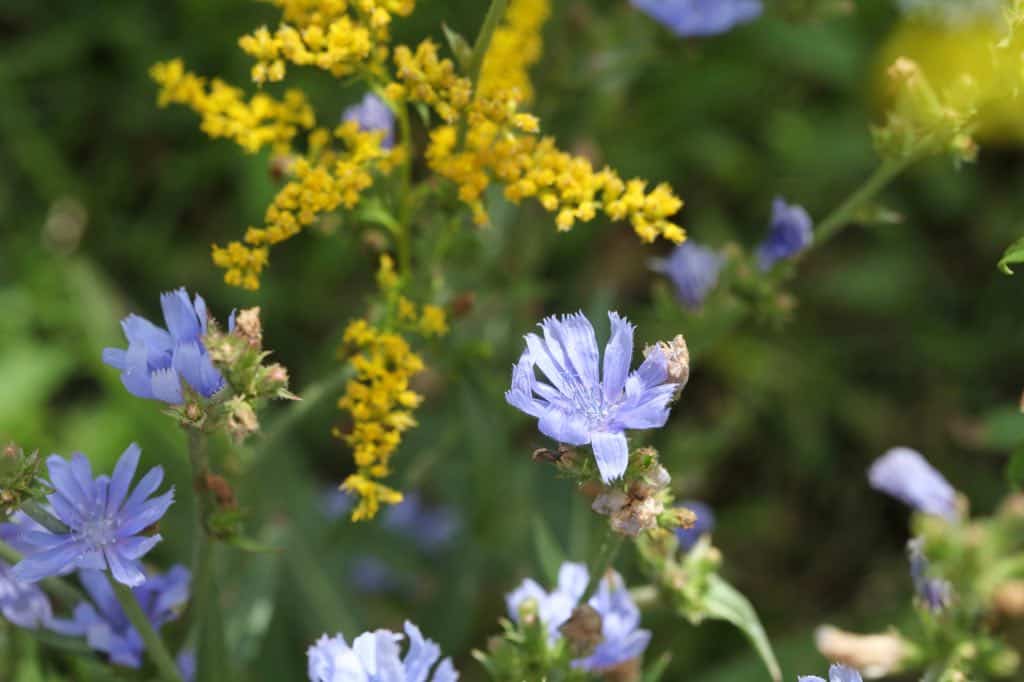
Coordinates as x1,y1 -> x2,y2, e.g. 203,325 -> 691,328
3,0 -> 1024,679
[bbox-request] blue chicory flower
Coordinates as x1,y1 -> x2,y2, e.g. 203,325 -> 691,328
507,561 -> 589,643
506,561 -> 651,670
506,312 -> 679,483
307,620 -> 458,682
177,649 -> 197,682
0,560 -> 53,629
48,566 -> 190,668
907,539 -> 952,613
675,500 -> 714,552
571,571 -> 652,672
799,663 -> 864,682
11,444 -> 174,587
343,93 -> 396,149
103,287 -> 225,404
650,241 -> 724,310
756,197 -> 813,270
631,0 -> 762,38
868,447 -> 957,521
384,492 -> 460,552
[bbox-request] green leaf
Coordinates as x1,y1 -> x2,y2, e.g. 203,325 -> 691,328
441,23 -> 473,71
1008,447 -> 1024,490
641,652 -> 673,682
532,515 -> 565,586
998,236 -> 1024,275
703,575 -> 782,682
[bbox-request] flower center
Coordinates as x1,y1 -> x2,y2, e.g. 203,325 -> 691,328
76,516 -> 117,549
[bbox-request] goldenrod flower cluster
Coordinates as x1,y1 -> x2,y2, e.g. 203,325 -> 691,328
335,319 -> 424,521
150,59 -> 315,154
477,0 -> 551,103
239,0 -> 415,84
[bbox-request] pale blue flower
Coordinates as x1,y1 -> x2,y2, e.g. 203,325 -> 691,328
506,312 -> 679,482
0,560 -> 53,629
48,566 -> 190,668
506,561 -> 650,670
799,663 -> 864,682
307,620 -> 458,682
571,571 -> 652,672
103,287 -> 225,403
756,197 -> 813,270
631,0 -> 762,37
343,93 -> 396,149
11,444 -> 174,587
506,561 -> 589,643
650,242 -> 724,310
675,500 -> 714,552
908,539 -> 952,613
868,447 -> 957,521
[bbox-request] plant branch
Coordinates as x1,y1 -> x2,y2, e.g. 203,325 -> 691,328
582,530 -> 624,602
812,157 -> 912,248
467,0 -> 508,88
109,575 -> 183,682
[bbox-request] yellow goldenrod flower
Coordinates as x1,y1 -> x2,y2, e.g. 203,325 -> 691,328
477,0 -> 551,103
336,319 -> 425,520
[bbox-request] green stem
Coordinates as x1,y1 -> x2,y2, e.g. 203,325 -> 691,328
109,575 -> 183,682
812,157 -> 911,248
582,530 -> 625,602
396,101 -> 414,276
20,499 -> 69,535
466,0 -> 509,88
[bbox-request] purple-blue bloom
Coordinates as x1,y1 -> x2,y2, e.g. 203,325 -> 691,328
505,312 -> 679,483
384,492 -> 460,552
506,561 -> 589,643
631,0 -> 762,38
350,555 -> 402,594
868,447 -> 957,521
0,560 -> 53,629
506,561 -> 650,670
48,566 -> 190,668
321,488 -> 355,520
11,444 -> 174,587
799,663 -> 864,682
571,571 -> 652,672
307,620 -> 458,682
907,539 -> 952,613
675,500 -> 714,552
103,287 -> 225,403
650,241 -> 724,310
343,93 -> 396,149
756,197 -> 814,270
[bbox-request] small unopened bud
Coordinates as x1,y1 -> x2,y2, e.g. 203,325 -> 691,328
185,403 -> 203,422
592,489 -> 629,515
227,400 -> 260,442
814,625 -> 911,678
204,472 -> 237,510
2,442 -> 17,459
993,580 -> 1024,618
451,291 -> 475,318
645,335 -> 689,394
233,307 -> 263,348
630,465 -> 671,498
516,597 -> 540,627
610,496 -> 664,537
560,604 -> 603,657
660,505 -> 697,531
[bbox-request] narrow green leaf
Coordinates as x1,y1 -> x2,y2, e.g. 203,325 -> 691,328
998,236 -> 1024,275
703,575 -> 782,682
532,515 -> 565,586
441,23 -> 473,71
1008,447 -> 1024,490
641,652 -> 673,682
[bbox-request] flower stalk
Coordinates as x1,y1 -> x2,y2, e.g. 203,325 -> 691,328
108,575 -> 184,682
812,157 -> 912,248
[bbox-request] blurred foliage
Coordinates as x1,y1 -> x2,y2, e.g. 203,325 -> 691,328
2,0 -> 1024,680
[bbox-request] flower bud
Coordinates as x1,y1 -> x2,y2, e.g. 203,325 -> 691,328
233,307 -> 263,348
814,625 -> 912,678
559,604 -> 603,657
610,496 -> 664,537
644,334 -> 690,393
